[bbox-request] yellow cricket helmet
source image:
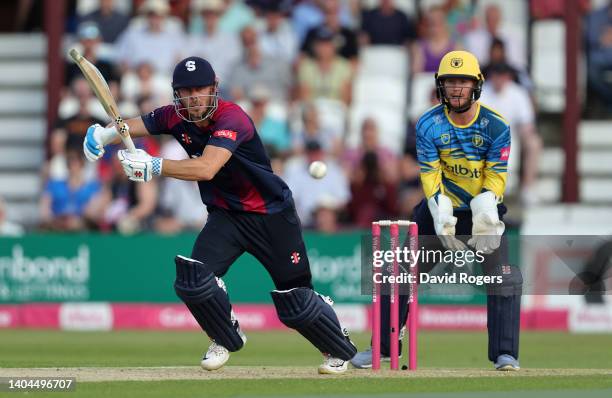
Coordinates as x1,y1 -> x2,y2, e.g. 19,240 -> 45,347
435,50 -> 484,113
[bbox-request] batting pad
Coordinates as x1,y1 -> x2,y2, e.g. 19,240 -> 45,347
271,287 -> 357,360
174,255 -> 245,352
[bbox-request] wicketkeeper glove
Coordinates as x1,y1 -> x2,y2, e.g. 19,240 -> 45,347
428,194 -> 468,251
467,191 -> 505,254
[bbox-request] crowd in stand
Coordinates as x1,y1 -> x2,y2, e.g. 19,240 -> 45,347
38,0 -> 603,235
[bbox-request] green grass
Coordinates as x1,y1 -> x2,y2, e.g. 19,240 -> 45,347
0,330 -> 611,397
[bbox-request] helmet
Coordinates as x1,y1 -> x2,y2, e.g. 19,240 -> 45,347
172,56 -> 218,122
435,51 -> 484,113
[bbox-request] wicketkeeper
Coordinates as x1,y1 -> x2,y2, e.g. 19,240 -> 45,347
352,51 -> 522,371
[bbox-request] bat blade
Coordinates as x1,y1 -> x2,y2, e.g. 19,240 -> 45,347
69,48 -> 136,153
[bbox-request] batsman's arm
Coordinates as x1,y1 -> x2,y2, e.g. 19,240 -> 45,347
161,145 -> 232,181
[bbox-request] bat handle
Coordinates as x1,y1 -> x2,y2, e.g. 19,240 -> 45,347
122,135 -> 137,154
115,116 -> 137,154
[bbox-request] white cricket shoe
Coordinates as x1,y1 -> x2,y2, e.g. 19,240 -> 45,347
201,327 -> 247,371
318,354 -> 349,374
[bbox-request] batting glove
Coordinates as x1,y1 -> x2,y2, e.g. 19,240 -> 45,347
83,123 -> 119,162
467,191 -> 505,254
428,194 -> 468,251
117,149 -> 163,182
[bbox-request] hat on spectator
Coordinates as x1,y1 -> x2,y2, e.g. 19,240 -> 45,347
192,0 -> 225,13
77,22 -> 100,40
487,62 -> 514,76
139,0 -> 170,15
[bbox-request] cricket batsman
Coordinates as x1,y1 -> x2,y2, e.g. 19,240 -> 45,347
352,50 -> 522,371
82,56 -> 357,374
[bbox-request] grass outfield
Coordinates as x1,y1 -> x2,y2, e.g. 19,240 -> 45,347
0,330 -> 610,397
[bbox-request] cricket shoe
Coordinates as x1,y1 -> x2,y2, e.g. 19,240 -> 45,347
318,354 -> 349,374
494,354 -> 520,371
200,327 -> 247,371
349,347 -> 400,369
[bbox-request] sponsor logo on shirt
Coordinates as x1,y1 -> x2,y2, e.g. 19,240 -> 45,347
500,146 -> 510,161
213,130 -> 237,141
444,163 -> 482,178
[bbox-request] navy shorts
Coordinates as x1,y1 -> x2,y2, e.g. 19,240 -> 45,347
191,203 -> 313,291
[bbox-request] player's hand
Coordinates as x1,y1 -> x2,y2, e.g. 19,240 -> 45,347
83,123 -> 119,161
467,192 -> 505,254
117,149 -> 163,182
428,195 -> 468,251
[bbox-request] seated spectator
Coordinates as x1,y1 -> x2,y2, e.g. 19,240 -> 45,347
360,0 -> 417,46
66,22 -> 119,87
347,151 -> 398,228
256,1 -> 298,64
0,196 -> 24,237
411,6 -> 459,74
121,62 -> 173,106
464,4 -> 526,70
115,0 -> 184,75
283,141 -> 350,227
292,103 -> 342,157
312,194 -> 343,233
78,0 -> 130,44
90,155 -> 158,234
481,38 -> 532,91
292,0 -> 354,44
480,63 -> 542,206
301,0 -> 358,62
187,0 -> 241,92
585,1 -> 612,109
443,0 -> 477,39
247,85 -> 291,153
190,0 -> 255,35
39,150 -> 102,231
342,118 -> 398,183
297,28 -> 353,104
228,25 -> 291,102
155,137 -> 207,233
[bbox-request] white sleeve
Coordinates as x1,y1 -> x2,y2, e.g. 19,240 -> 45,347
514,86 -> 535,127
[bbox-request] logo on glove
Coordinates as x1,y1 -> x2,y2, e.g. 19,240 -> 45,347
134,171 -> 143,178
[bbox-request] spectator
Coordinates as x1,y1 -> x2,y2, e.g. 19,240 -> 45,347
443,0 -> 476,39
78,0 -> 130,44
52,78 -> 105,182
360,0 -> 417,46
342,118 -> 398,182
292,103 -> 342,157
66,22 -> 119,86
297,28 -> 353,104
214,0 -> 257,34
247,85 -> 291,153
155,137 -> 207,233
283,141 -> 350,227
115,0 -> 184,75
228,25 -> 291,101
292,0 -> 354,44
585,1 -> 612,109
39,150 -> 102,231
480,63 -> 542,206
411,6 -> 459,74
464,4 -> 526,70
301,1 -> 358,62
481,38 -> 533,91
0,196 -> 24,237
187,0 -> 241,89
347,151 -> 398,228
256,1 -> 299,63
92,155 -> 159,234
121,62 -> 173,106
312,195 -> 342,233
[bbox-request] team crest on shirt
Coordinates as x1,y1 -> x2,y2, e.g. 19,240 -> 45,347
290,251 -> 301,265
472,134 -> 483,147
441,133 -> 451,144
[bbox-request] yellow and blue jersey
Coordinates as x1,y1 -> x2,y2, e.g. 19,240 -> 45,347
416,103 -> 511,209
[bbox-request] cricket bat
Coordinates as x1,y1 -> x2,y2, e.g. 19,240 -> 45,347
68,48 -> 136,153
